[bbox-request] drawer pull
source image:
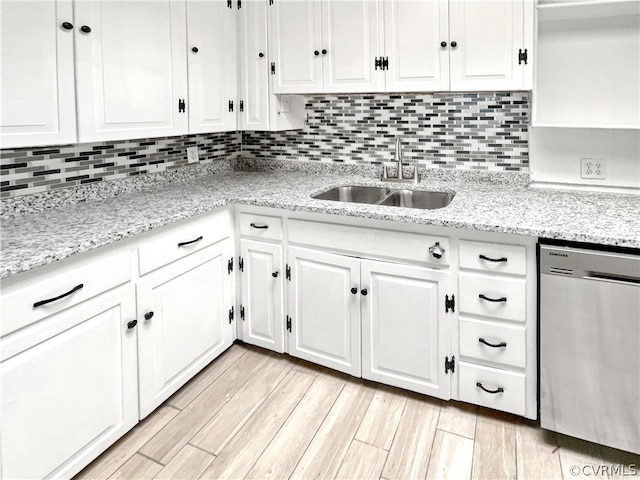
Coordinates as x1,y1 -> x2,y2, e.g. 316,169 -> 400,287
250,223 -> 269,229
33,284 -> 84,308
479,337 -> 507,348
476,382 -> 504,394
479,294 -> 507,303
479,254 -> 508,263
177,235 -> 203,247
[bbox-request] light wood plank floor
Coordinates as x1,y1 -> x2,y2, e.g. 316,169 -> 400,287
76,343 -> 639,480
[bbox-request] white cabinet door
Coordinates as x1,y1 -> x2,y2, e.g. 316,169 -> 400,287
321,0 -> 383,93
288,247 -> 361,376
449,0 -> 525,91
74,0 -> 188,142
0,286 -> 138,480
0,0 -> 77,148
383,0 -> 449,92
137,242 -> 234,418
187,0 -> 237,133
361,260 -> 452,400
239,0 -> 270,130
240,240 -> 284,352
270,0 -> 322,94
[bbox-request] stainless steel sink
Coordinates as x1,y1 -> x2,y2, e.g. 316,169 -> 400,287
312,186 -> 391,204
378,189 -> 455,209
312,185 -> 455,210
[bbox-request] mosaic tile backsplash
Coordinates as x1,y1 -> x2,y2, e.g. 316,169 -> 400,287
243,92 -> 530,170
0,92 -> 529,198
0,132 -> 241,198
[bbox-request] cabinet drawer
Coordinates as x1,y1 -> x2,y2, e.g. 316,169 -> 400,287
288,219 -> 450,267
239,213 -> 283,241
459,361 -> 526,416
138,210 -> 231,275
459,272 -> 526,322
459,240 -> 526,276
459,318 -> 526,368
1,251 -> 131,338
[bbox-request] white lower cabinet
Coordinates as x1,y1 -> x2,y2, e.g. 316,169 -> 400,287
0,285 -> 138,480
137,240 -> 235,418
239,239 -> 285,353
361,260 -> 452,399
287,247 -> 361,376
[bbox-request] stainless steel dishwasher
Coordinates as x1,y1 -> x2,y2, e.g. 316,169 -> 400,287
540,242 -> 640,454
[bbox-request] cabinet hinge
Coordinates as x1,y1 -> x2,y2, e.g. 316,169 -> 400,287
286,315 -> 292,332
445,294 -> 455,313
445,355 -> 455,374
227,0 -> 232,8
240,305 -> 245,321
239,100 -> 244,112
518,48 -> 528,65
285,264 -> 291,281
374,57 -> 381,70
239,256 -> 244,272
228,100 -> 234,112
178,98 -> 186,113
270,62 -> 276,75
227,257 -> 233,274
382,56 -> 389,70
228,306 -> 234,323
269,0 -> 273,4
237,0 -> 241,8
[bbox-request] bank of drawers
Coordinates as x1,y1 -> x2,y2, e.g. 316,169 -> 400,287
457,240 -> 529,416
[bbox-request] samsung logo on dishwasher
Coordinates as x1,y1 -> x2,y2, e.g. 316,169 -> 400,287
549,252 -> 569,257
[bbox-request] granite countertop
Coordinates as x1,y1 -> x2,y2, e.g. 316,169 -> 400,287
2,168 -> 639,279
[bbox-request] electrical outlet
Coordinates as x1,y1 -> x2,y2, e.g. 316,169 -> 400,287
581,158 -> 606,179
187,146 -> 199,163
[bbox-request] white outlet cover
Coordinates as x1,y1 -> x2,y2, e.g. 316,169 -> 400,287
581,157 -> 606,180
187,146 -> 199,163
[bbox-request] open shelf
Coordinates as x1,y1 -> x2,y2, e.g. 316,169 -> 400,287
537,0 -> 640,21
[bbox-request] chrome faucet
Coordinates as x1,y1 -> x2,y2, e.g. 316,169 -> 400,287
382,136 -> 418,183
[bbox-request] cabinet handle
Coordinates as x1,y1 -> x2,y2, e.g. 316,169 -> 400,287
144,311 -> 154,321
451,40 -> 457,48
322,49 -> 327,55
479,337 -> 507,348
191,47 -> 199,53
428,241 -> 445,259
350,287 -> 358,295
479,294 -> 507,303
258,52 -> 264,58
476,382 -> 504,394
440,41 -> 447,48
314,50 -> 319,56
80,25 -> 92,34
62,21 -> 74,30
127,320 -> 138,329
479,254 -> 508,263
177,235 -> 203,247
33,284 -> 84,308
361,288 -> 368,296
272,271 -> 279,278
250,223 -> 269,229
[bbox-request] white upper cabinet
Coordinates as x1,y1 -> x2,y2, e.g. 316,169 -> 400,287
74,0 -> 188,142
0,0 -> 77,148
449,0 -> 531,91
321,0 -> 383,93
187,0 -> 237,133
270,0 -> 323,93
239,0 -> 305,131
270,0 -> 381,94
383,0 -> 449,92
